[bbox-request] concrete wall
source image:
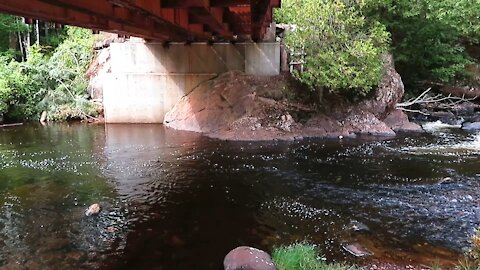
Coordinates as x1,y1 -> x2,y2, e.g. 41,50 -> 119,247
104,41 -> 280,123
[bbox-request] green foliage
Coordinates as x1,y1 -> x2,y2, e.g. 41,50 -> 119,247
275,0 -> 391,96
0,26 -> 98,121
364,0 -> 480,88
34,27 -> 97,121
276,0 -> 480,94
272,242 -> 356,270
0,14 -> 28,53
458,229 -> 480,270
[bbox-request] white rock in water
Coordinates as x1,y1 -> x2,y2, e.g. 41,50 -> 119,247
40,111 -> 47,123
342,243 -> 373,257
85,203 -> 101,216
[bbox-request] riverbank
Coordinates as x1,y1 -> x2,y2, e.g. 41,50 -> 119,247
164,55 -> 423,141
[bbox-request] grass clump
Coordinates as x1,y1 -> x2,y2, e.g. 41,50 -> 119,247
272,242 -> 356,270
457,229 -> 480,270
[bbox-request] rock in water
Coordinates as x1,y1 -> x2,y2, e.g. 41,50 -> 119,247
85,203 -> 101,216
342,243 -> 373,257
40,111 -> 47,123
224,246 -> 276,270
383,110 -> 423,133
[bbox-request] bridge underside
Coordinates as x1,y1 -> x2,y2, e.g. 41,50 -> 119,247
0,0 -> 280,42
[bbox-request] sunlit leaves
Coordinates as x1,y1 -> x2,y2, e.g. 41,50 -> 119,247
275,0 -> 390,96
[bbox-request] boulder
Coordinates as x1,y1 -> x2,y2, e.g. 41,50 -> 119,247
342,243 -> 373,257
359,54 -> 405,119
342,110 -> 396,136
383,110 -> 423,133
224,246 -> 276,270
164,71 -> 259,133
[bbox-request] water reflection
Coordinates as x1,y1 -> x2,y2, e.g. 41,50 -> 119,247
0,123 -> 479,269
0,124 -> 123,269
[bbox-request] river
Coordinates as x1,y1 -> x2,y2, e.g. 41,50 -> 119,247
0,123 -> 478,269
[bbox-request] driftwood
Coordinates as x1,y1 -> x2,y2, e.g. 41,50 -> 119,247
395,88 -> 478,115
0,123 -> 23,128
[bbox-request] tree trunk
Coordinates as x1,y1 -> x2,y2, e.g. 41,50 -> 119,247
8,33 -> 18,51
35,20 -> 40,45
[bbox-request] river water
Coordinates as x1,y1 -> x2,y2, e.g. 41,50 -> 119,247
0,123 -> 479,269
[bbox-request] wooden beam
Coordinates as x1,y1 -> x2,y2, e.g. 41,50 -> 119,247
211,0 -> 251,7
108,0 -> 209,39
162,0 -> 234,38
162,0 -> 250,8
39,0 -> 192,41
0,0 -> 280,41
0,0 -> 167,40
188,7 -> 232,38
251,0 -> 277,40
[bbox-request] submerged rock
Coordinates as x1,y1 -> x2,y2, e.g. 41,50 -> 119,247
224,246 -> 276,270
349,220 -> 370,233
85,203 -> 101,216
438,177 -> 455,184
342,243 -> 373,257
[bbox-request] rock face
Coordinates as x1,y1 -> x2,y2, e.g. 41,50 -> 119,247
164,55 -> 422,141
223,246 -> 276,270
383,110 -> 422,133
359,54 -> 405,119
86,48 -> 110,101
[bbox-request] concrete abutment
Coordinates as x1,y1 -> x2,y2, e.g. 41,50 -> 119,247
103,41 -> 280,123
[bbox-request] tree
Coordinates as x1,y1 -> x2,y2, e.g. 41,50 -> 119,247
0,14 -> 29,59
275,0 -> 391,96
364,0 -> 480,89
0,26 -> 98,121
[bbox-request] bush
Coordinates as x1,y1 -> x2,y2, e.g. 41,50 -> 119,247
458,229 -> 480,270
275,0 -> 391,96
34,27 -> 97,121
0,26 -> 98,121
365,0 -> 480,89
272,242 -> 356,270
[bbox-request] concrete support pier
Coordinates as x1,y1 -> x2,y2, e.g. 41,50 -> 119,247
103,41 -> 280,123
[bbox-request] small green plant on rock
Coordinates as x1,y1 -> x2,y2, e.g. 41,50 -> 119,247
457,229 -> 480,270
272,242 -> 356,270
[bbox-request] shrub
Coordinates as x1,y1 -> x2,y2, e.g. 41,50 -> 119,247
0,26 -> 97,121
364,0 -> 480,89
275,0 -> 391,96
458,229 -> 480,270
272,242 -> 356,270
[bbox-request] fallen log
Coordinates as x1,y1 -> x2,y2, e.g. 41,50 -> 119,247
0,123 -> 23,128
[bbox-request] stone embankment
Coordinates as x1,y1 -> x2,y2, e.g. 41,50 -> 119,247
164,55 -> 422,141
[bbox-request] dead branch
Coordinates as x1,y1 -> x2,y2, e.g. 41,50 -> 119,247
396,88 -> 478,113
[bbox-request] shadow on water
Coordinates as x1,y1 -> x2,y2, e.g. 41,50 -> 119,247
0,123 -> 479,269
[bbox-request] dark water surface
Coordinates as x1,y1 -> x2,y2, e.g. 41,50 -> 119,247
0,123 -> 479,269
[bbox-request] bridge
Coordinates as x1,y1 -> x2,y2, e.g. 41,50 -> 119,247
0,0 -> 280,42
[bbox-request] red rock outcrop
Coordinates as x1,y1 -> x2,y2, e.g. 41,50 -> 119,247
164,55 -> 422,141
